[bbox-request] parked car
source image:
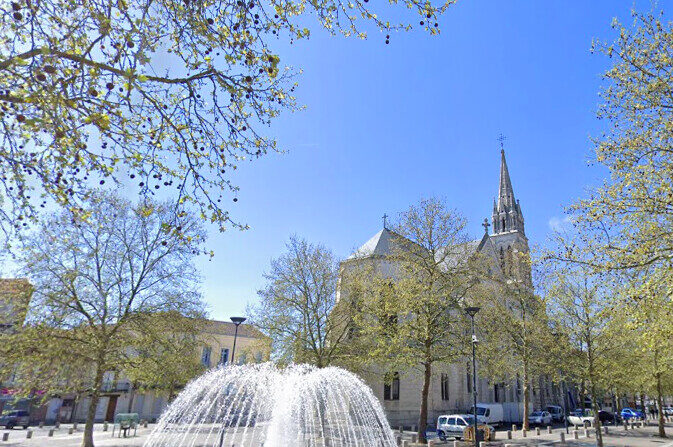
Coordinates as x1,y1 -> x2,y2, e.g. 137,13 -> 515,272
471,403 -> 504,427
568,409 -> 594,427
663,406 -> 673,416
436,414 -> 493,441
529,411 -> 552,426
545,405 -> 565,422
598,410 -> 620,424
0,410 -> 30,429
620,408 -> 645,421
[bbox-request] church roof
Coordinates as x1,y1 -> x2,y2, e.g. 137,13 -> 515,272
347,228 -> 399,259
348,227 -> 486,266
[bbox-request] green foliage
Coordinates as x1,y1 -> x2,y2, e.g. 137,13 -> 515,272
0,0 -> 454,238
124,311 -> 207,401
345,197 -> 486,443
248,235 -> 348,367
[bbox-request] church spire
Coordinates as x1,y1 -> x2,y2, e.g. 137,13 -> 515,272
491,140 -> 524,235
497,148 -> 516,211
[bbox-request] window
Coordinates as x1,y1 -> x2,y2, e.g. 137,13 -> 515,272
438,417 -> 447,425
201,346 -> 212,367
441,373 -> 450,401
447,417 -> 456,425
457,418 -> 467,426
384,372 -> 400,401
219,348 -> 229,365
466,363 -> 472,394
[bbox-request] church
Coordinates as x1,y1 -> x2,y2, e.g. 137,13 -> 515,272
340,148 -> 560,427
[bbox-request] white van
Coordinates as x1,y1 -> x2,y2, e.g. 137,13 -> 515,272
471,403 -> 504,427
545,405 -> 564,422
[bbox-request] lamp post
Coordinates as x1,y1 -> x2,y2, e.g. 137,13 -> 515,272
466,306 -> 481,447
229,316 -> 247,365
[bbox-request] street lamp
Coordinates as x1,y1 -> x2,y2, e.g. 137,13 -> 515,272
229,316 -> 247,365
465,306 -> 480,447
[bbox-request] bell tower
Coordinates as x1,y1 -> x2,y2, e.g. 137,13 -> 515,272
489,143 -> 531,285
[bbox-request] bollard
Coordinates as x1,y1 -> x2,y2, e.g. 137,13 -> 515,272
48,429 -> 54,437
572,430 -> 578,439
55,421 -> 60,429
1,433 -> 8,442
26,430 -> 32,439
559,432 -> 565,444
624,421 -> 628,430
39,422 -> 44,429
103,421 -> 108,432
512,424 -> 517,432
144,420 -> 148,428
631,422 -> 635,430
536,427 -> 540,436
547,425 -> 552,434
506,430 -> 512,439
584,428 -> 589,438
68,427 -> 74,435
399,426 -> 403,433
522,429 -> 527,438
73,422 -> 78,430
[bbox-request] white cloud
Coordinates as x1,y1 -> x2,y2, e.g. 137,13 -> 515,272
548,215 -> 572,232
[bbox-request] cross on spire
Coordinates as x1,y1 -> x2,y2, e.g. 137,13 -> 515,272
482,218 -> 490,234
497,133 -> 506,152
382,213 -> 388,229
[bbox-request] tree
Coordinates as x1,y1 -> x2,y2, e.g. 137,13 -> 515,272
551,10 -> 673,438
0,192 -> 205,447
0,0 -> 454,239
476,277 -> 558,432
248,235 -> 349,367
607,269 -> 673,438
541,253 -> 617,447
124,311 -> 207,407
347,197 -> 486,444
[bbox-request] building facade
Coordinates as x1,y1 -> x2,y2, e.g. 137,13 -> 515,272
340,149 -> 560,427
44,320 -> 270,423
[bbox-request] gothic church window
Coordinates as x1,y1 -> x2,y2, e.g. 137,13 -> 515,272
441,374 -> 450,401
384,372 -> 400,400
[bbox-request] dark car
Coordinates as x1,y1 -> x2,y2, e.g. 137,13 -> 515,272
0,410 -> 30,429
598,410 -> 620,424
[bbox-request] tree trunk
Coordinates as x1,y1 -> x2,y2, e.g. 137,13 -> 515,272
522,366 -> 530,431
418,362 -> 432,444
590,388 -> 603,447
82,364 -> 106,447
127,383 -> 136,413
656,373 -> 667,438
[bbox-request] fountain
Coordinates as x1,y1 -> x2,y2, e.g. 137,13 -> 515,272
143,363 -> 397,447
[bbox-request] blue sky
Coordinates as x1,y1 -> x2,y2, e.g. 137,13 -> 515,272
198,1 -> 651,320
